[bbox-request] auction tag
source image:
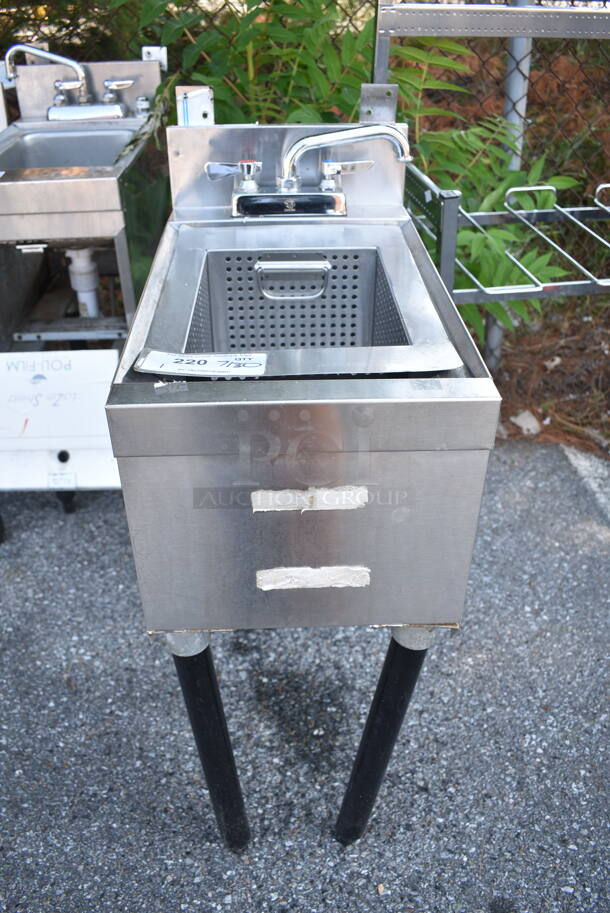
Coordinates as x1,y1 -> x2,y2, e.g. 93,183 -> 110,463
135,349 -> 267,377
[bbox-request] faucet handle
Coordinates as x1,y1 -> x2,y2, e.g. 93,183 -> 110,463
104,78 -> 136,92
205,162 -> 243,181
206,161 -> 262,191
322,160 -> 374,176
320,159 -> 373,191
103,78 -> 135,105
54,78 -> 82,91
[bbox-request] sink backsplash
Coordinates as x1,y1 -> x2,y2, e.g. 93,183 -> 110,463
168,123 -> 409,220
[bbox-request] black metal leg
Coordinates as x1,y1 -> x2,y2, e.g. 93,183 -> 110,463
334,635 -> 428,845
56,491 -> 76,514
173,645 -> 250,851
0,511 -> 5,544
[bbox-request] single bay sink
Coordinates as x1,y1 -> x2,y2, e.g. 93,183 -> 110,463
134,221 -> 463,378
0,119 -> 147,243
0,127 -> 136,170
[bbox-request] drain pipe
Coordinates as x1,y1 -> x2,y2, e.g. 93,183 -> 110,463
66,248 -> 100,318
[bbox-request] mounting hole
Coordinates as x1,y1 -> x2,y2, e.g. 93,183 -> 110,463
57,450 -> 70,464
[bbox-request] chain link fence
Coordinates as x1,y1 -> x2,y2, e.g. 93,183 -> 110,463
402,0 -> 609,199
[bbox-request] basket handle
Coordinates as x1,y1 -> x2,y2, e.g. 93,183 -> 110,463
254,259 -> 331,300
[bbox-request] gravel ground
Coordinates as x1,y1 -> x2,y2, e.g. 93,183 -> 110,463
0,441 -> 608,913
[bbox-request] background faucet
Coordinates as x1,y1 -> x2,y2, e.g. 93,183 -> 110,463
4,43 -> 88,103
280,123 -> 410,190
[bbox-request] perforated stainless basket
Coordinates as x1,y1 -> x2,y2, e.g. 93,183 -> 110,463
186,248 -> 408,352
134,226 -> 464,378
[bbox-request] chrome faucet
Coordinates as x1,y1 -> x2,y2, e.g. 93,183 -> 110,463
280,123 -> 410,190
5,43 -> 88,103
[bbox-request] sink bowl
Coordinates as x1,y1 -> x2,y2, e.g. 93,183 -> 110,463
0,119 -> 147,244
134,221 -> 463,378
0,127 -> 136,170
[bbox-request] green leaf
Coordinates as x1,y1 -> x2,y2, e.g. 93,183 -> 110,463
488,227 -> 521,244
306,63 -> 330,99
527,156 -> 546,185
510,300 -> 534,322
286,105 -> 323,123
139,0 -> 166,28
460,304 -> 485,342
485,302 -> 515,330
340,31 -> 356,67
417,37 -> 475,56
322,43 -> 341,83
182,43 -> 201,70
547,175 -> 580,190
415,107 -> 466,120
392,46 -> 470,72
160,19 -> 185,46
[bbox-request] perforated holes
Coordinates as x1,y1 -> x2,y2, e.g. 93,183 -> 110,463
219,250 -> 368,349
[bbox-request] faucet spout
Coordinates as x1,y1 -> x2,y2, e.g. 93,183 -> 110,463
280,123 -> 410,189
5,43 -> 86,91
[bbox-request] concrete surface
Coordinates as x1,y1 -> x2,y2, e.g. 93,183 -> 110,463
0,441 -> 608,913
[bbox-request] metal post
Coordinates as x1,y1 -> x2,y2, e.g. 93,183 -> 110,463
374,34 -> 392,84
483,310 -> 505,374
438,189 -> 462,292
504,0 -> 533,170
485,0 -> 534,369
56,491 -> 76,514
334,626 -> 435,845
113,227 -> 137,324
167,632 -> 250,851
372,0 -> 392,83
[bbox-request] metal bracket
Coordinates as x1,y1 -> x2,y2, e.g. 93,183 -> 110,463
372,2 -> 610,83
141,45 -> 168,72
359,83 -> 398,122
175,85 -> 215,126
165,631 -> 210,657
377,3 -> 610,41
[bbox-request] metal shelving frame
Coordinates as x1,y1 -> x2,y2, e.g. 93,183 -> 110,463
372,3 -> 610,308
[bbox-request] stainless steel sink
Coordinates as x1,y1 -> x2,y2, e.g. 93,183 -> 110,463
0,126 -> 136,170
0,56 -> 162,325
0,120 -> 146,241
0,53 -> 161,255
134,221 -> 462,377
107,122 -> 501,634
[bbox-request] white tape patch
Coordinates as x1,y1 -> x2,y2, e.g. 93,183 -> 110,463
256,565 -> 371,591
251,485 -> 368,513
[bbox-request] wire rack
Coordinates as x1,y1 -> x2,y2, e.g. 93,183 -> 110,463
373,2 -> 610,308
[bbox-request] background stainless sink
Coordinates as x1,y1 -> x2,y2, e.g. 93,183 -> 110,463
0,128 -> 135,170
0,120 -> 151,249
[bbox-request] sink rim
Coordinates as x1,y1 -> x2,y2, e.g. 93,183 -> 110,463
0,118 -> 147,178
132,220 -> 464,379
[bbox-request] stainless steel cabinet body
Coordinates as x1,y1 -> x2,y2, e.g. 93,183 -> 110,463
107,124 -> 500,632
